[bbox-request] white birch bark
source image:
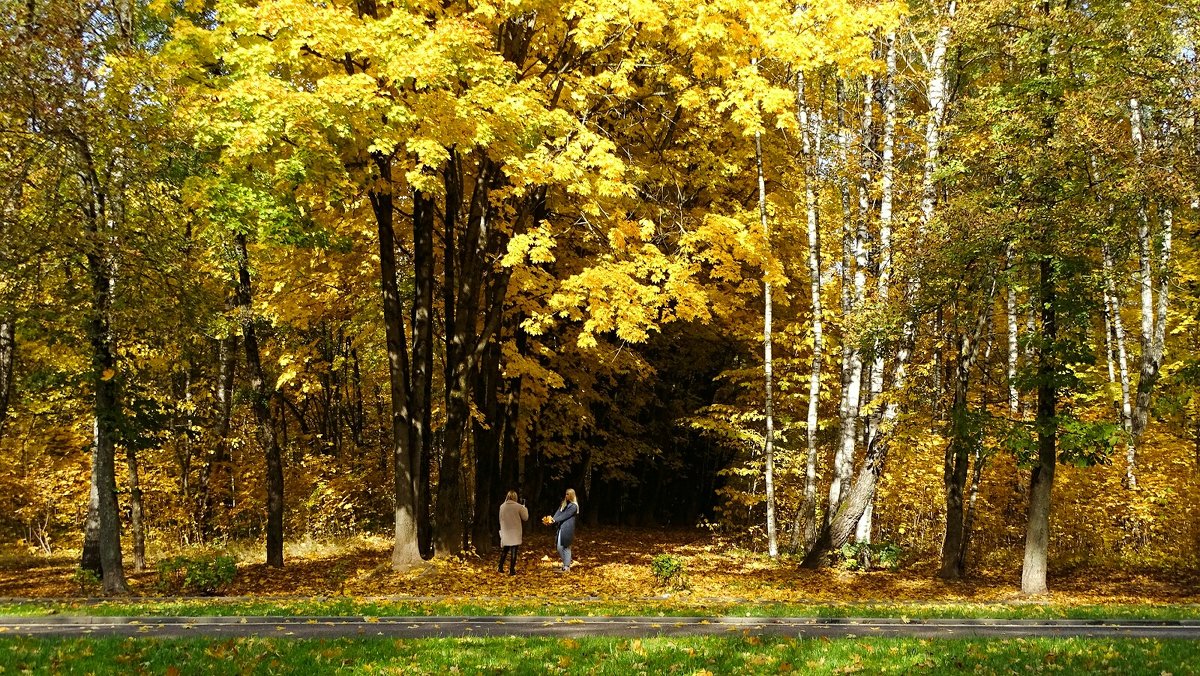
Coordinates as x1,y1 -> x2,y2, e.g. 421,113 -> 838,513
753,58 -> 778,558
859,32 -> 897,544
830,77 -> 866,516
1104,248 -> 1134,440
1127,96 -> 1174,489
794,70 -> 825,551
1006,284 -> 1020,414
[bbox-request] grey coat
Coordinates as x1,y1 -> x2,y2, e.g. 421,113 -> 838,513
551,501 -> 578,547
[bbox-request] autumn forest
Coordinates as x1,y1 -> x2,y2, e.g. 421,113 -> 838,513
0,0 -> 1198,602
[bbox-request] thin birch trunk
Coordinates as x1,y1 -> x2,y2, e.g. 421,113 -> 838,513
753,62 -> 778,556
1103,248 -> 1133,440
792,70 -> 825,553
860,32 -> 898,544
1102,290 -> 1116,384
1006,283 -> 1020,414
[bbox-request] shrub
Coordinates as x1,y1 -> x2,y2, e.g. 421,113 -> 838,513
156,554 -> 237,595
837,542 -> 903,572
650,554 -> 688,590
72,567 -> 102,596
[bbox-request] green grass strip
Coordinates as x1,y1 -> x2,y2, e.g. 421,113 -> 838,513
0,635 -> 1197,674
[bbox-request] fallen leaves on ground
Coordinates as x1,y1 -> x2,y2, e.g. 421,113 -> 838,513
1,527 -> 1197,606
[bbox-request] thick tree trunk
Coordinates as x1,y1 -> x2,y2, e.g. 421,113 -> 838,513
369,179 -> 424,568
830,78 -> 864,516
471,336 -> 503,555
1021,255 -> 1058,595
436,157 -> 487,557
753,93 -> 778,558
792,70 -> 825,553
85,258 -> 127,593
234,232 -> 284,568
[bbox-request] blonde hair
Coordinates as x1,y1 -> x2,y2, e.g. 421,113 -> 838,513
506,490 -> 518,501
560,488 -> 579,514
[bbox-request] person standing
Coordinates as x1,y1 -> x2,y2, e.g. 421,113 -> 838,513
543,488 -> 578,573
498,490 -> 529,575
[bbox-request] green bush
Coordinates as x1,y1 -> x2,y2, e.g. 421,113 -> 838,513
650,554 -> 688,590
156,554 -> 237,595
837,542 -> 903,572
72,567 -> 102,596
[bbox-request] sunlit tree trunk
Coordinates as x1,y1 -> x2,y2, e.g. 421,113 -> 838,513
859,32 -> 897,545
1021,0 -> 1057,596
830,78 -> 864,517
1103,248 -> 1133,438
368,170 -> 424,568
1021,254 -> 1057,595
791,70 -> 825,552
753,88 -> 778,558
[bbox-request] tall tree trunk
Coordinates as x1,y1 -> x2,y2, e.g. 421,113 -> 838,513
0,318 -> 14,446
369,173 -> 425,568
1021,255 -> 1057,595
85,269 -> 126,592
234,232 -> 284,568
752,68 -> 778,557
1103,248 -> 1133,436
436,157 -> 488,557
200,334 -> 237,541
830,77 -> 864,516
125,444 -> 145,571
80,165 -> 127,593
470,330 -> 503,555
938,278 -> 996,579
792,70 -> 825,553
860,32 -> 898,545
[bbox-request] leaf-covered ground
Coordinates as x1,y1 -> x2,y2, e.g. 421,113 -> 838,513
2,527 -> 1196,607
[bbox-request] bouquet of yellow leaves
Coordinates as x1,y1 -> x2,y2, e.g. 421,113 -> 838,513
542,515 -> 553,525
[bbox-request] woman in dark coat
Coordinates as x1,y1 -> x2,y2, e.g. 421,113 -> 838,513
545,488 -> 578,572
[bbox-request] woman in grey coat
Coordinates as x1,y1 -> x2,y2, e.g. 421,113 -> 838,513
545,488 -> 578,573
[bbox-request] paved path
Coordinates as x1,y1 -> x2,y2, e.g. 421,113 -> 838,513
2,616 -> 1200,639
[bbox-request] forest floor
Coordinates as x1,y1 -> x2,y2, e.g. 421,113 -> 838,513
1,527 -> 1197,611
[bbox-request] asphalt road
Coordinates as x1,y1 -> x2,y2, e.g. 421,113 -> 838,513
2,615 -> 1199,639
